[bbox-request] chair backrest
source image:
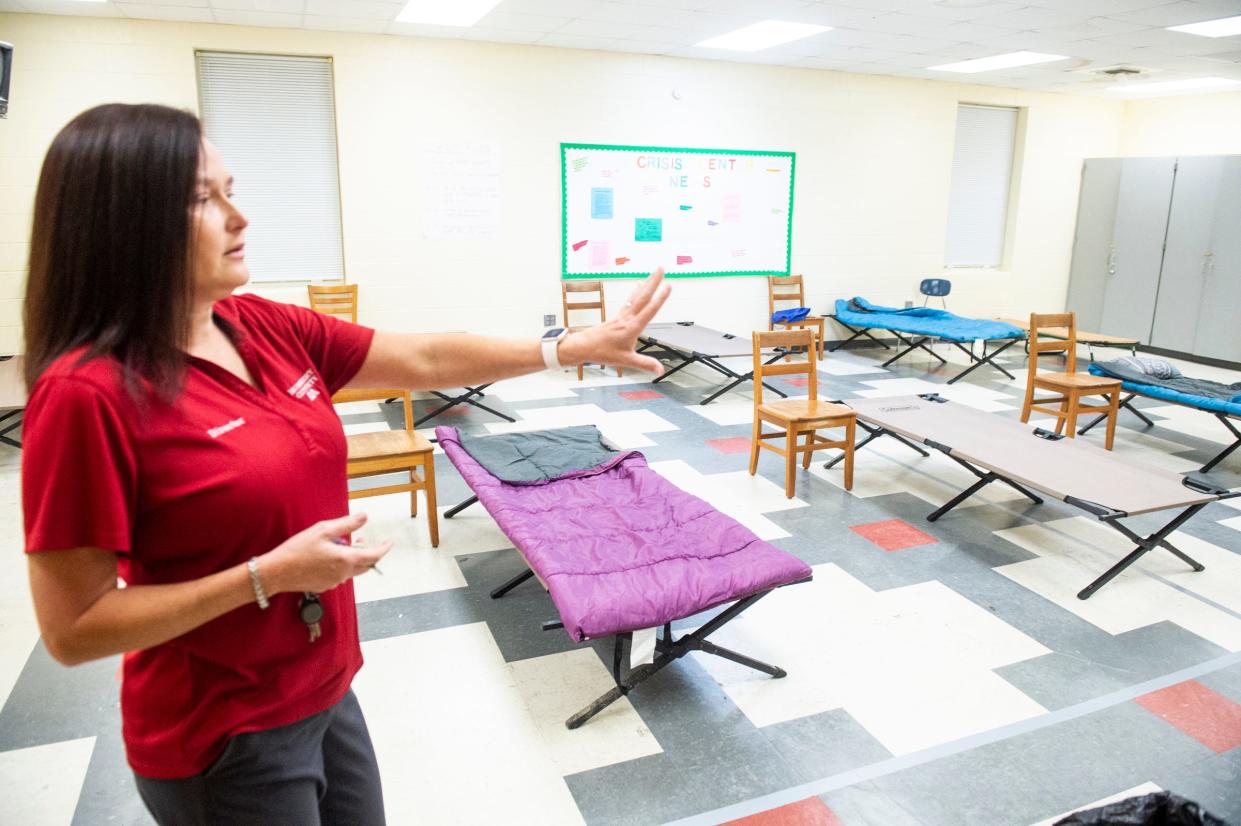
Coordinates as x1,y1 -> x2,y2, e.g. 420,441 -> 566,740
1028,312 -> 1078,380
562,280 -> 606,329
331,387 -> 414,432
767,275 -> 805,330
920,278 -> 952,298
308,283 -> 358,324
752,329 -> 817,407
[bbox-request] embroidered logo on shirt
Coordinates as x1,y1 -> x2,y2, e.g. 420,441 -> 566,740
287,369 -> 321,401
207,418 -> 247,439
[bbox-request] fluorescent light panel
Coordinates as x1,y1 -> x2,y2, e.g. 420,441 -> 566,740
1109,76 -> 1241,93
929,51 -> 1068,73
1167,14 -> 1241,38
695,20 -> 832,52
395,0 -> 501,26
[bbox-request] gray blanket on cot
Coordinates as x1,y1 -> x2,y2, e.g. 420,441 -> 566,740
455,426 -> 618,483
1093,360 -> 1241,401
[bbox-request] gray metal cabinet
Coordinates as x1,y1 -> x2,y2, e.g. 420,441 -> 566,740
1066,154 -> 1240,364
1192,157 -> 1241,362
1099,158 -> 1176,343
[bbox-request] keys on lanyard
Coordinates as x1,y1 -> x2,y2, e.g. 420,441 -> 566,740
300,593 -> 324,642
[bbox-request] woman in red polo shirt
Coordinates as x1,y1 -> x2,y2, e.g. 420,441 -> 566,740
21,103 -> 670,825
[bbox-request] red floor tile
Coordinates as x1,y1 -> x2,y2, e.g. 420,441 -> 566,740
785,377 -> 810,387
619,390 -> 663,400
849,518 -> 938,551
719,797 -> 842,826
1136,680 -> 1241,753
708,436 -> 754,455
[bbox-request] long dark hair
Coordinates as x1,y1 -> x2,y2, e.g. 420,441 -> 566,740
24,103 -> 202,397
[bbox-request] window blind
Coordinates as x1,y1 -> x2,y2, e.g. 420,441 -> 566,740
944,104 -> 1018,269
196,52 -> 344,283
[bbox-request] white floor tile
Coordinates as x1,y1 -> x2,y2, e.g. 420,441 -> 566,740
0,737 -> 96,826
693,564 -> 1049,756
995,517 -> 1241,651
683,398 -> 754,427
1220,515 -> 1241,532
649,459 -> 804,541
485,403 -> 677,449
353,624 -> 586,826
509,648 -> 662,776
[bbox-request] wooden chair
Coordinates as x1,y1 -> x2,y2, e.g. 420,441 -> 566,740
768,275 -> 825,357
1020,312 -> 1122,450
308,284 -> 358,323
333,387 -> 438,547
562,280 -> 622,381
748,329 -> 856,498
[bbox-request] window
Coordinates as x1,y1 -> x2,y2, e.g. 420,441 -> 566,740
944,104 -> 1019,269
196,52 -> 345,282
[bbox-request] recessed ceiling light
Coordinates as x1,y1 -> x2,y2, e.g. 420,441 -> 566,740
695,21 -> 832,52
1168,15 -> 1241,38
1108,76 -> 1241,94
395,0 -> 501,27
928,51 -> 1069,73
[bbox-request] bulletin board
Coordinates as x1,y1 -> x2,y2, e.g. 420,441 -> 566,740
561,143 -> 795,279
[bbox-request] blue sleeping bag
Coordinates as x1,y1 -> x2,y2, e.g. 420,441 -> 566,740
832,297 -> 1024,343
1088,362 -> 1241,417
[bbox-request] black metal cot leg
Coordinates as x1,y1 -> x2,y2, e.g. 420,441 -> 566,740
824,423 -> 929,469
1080,394 -> 1149,435
946,338 -> 1018,384
649,355 -> 696,384
695,640 -> 786,677
827,322 -> 892,353
444,495 -> 478,518
564,590 -> 786,729
927,472 -> 998,521
1200,415 -> 1241,473
490,569 -> 535,599
1077,505 -> 1207,600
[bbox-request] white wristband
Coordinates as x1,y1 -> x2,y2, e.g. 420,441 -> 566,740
540,328 -> 567,370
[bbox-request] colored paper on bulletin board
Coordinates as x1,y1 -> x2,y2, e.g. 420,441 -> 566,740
635,218 -> 662,242
561,143 -> 795,279
591,187 -> 614,219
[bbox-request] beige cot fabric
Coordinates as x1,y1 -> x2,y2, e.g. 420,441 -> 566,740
849,396 -> 1215,516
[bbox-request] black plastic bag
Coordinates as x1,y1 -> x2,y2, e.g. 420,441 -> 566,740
1054,791 -> 1230,826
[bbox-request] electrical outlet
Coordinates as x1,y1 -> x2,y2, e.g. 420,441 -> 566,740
543,314 -> 556,326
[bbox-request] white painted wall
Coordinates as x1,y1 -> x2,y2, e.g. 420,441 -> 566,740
0,12 -> 1130,355
1119,91 -> 1241,157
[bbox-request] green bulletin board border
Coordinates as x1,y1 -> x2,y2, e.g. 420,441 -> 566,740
560,142 -> 796,280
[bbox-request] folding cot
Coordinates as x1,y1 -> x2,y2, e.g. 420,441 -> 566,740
638,321 -> 792,405
829,298 -> 1026,384
1079,361 -> 1241,474
826,395 -> 1237,599
436,425 -> 812,727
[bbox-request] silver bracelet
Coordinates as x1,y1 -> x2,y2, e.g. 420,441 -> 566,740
247,557 -> 270,610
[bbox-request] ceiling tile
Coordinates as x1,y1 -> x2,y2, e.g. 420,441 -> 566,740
212,8 -> 302,25
304,0 -> 397,19
909,1 -> 1026,22
555,17 -> 649,38
1043,16 -> 1154,38
115,2 -> 213,21
476,10 -> 569,32
210,0 -> 305,12
856,11 -> 968,34
971,6 -> 1097,28
1122,0 -> 1241,27
915,21 -> 1024,42
499,0 -> 614,17
300,14 -> 385,32
459,27 -> 546,44
535,32 -> 620,50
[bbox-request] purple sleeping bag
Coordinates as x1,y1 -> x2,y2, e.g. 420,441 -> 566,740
436,426 -> 812,642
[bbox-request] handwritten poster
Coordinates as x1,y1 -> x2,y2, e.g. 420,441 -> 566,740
420,141 -> 501,240
562,143 -> 794,279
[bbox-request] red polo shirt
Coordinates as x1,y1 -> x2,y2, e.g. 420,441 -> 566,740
22,294 -> 376,779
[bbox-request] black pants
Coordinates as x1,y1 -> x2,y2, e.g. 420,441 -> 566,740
134,689 -> 385,825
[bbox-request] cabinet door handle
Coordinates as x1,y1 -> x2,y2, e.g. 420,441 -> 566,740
1107,245 -> 1117,276
1202,251 -> 1214,277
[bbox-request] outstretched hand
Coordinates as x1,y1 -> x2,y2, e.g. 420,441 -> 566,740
559,269 -> 672,374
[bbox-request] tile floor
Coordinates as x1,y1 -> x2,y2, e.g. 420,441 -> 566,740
0,341 -> 1239,825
